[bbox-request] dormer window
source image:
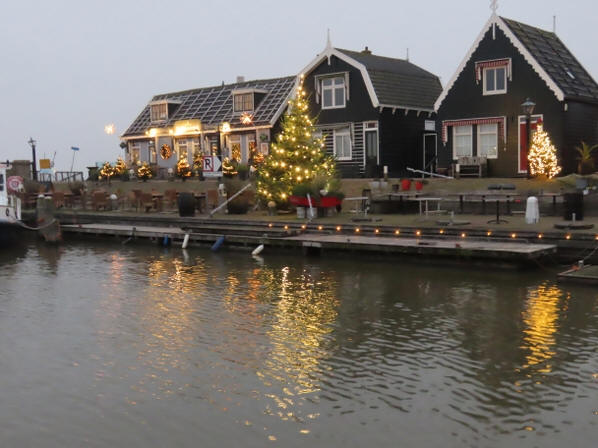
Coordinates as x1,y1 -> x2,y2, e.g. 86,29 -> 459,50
322,76 -> 346,109
475,59 -> 511,96
150,102 -> 168,122
233,93 -> 253,112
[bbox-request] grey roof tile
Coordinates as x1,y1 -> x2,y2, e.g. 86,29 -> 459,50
502,17 -> 598,102
123,76 -> 295,137
337,48 -> 442,109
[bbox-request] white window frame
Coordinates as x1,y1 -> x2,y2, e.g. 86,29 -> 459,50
322,77 -> 346,109
477,123 -> 498,159
333,127 -> 352,160
129,142 -> 141,164
150,102 -> 168,122
483,66 -> 507,95
453,125 -> 473,159
175,139 -> 188,160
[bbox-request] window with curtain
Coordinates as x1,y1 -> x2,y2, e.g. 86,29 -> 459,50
333,127 -> 351,160
478,123 -> 498,158
453,125 -> 472,158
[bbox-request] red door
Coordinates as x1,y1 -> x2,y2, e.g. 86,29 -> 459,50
518,115 -> 542,173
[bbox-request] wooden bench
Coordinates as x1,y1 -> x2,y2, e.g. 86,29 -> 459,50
453,156 -> 487,178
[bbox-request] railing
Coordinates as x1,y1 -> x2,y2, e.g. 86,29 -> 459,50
406,167 -> 454,179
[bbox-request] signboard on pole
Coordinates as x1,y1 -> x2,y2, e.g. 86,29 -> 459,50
202,156 -> 222,178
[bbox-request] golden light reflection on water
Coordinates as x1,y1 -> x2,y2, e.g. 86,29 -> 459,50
258,266 -> 340,424
521,282 -> 568,372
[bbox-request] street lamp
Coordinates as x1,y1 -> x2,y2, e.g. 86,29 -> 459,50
28,137 -> 37,181
521,98 -> 536,177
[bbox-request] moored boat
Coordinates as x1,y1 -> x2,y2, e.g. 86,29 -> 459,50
0,163 -> 23,245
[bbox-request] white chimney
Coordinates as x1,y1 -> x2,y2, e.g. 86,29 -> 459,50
236,76 -> 245,83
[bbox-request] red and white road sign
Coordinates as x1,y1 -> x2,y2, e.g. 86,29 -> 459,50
202,156 -> 222,177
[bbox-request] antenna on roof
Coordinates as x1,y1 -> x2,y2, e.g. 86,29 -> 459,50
553,15 -> 556,33
406,48 -> 409,61
326,28 -> 332,49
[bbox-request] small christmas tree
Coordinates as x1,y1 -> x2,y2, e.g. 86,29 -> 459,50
137,162 -> 152,181
176,156 -> 192,180
114,157 -> 127,176
528,120 -> 561,179
99,162 -> 114,181
256,76 -> 336,205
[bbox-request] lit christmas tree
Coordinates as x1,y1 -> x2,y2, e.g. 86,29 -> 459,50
114,157 -> 127,176
176,156 -> 192,179
136,162 -> 153,181
528,120 -> 562,179
256,75 -> 336,205
99,161 -> 114,181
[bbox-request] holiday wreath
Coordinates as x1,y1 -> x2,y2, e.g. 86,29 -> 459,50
160,144 -> 172,160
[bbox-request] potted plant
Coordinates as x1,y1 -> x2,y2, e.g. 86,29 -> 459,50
237,163 -> 250,180
224,177 -> 251,214
575,141 -> 598,175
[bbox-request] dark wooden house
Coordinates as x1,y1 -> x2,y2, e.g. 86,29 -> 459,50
301,40 -> 442,178
435,13 -> 598,177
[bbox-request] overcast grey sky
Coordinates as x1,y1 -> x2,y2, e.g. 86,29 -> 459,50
1,0 -> 596,173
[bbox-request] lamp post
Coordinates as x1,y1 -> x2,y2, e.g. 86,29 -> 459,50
28,137 -> 37,181
521,98 -> 536,177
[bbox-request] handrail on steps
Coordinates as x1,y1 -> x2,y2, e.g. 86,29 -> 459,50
209,183 -> 252,217
406,167 -> 454,179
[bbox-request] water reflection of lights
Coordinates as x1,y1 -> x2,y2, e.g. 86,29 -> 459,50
258,265 -> 339,424
521,283 -> 567,372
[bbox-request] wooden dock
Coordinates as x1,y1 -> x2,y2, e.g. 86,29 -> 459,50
558,265 -> 598,285
61,223 -> 557,265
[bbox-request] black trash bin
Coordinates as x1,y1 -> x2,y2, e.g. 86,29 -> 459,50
177,192 -> 195,217
563,192 -> 584,220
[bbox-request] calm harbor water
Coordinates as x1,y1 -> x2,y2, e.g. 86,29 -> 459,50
1,240 -> 598,447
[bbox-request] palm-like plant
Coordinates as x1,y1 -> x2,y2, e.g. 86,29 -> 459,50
575,141 -> 598,174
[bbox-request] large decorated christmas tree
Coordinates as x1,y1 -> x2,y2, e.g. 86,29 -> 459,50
528,120 -> 561,179
256,76 -> 336,205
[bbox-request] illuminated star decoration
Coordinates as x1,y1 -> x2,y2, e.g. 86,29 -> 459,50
104,124 -> 115,135
240,113 -> 253,125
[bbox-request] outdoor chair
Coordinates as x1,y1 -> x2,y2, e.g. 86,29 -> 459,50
139,192 -> 156,212
164,189 -> 178,209
52,191 -> 65,209
91,191 -> 108,211
207,189 -> 219,209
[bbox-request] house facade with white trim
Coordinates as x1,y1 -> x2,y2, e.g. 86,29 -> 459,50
121,76 -> 295,178
301,42 -> 442,178
435,13 -> 598,177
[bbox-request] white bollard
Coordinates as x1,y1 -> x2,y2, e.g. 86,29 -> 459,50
251,244 -> 264,256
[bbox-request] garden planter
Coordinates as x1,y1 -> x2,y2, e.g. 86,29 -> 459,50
401,179 -> 411,191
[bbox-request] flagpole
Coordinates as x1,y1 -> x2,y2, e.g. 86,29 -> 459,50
71,149 -> 76,172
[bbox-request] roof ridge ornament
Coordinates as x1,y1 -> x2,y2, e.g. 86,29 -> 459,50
326,28 -> 332,50
490,0 -> 498,15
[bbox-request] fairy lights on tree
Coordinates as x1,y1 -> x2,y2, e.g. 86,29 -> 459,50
114,157 -> 127,176
99,161 -> 115,181
136,162 -> 153,180
256,75 -> 336,205
528,120 -> 561,179
175,156 -> 192,179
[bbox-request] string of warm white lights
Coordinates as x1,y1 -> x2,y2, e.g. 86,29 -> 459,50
256,75 -> 336,205
528,122 -> 562,179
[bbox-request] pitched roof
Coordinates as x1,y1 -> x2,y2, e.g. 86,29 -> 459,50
123,76 -> 295,137
435,15 -> 598,110
300,44 -> 441,111
336,49 -> 442,110
501,17 -> 598,103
